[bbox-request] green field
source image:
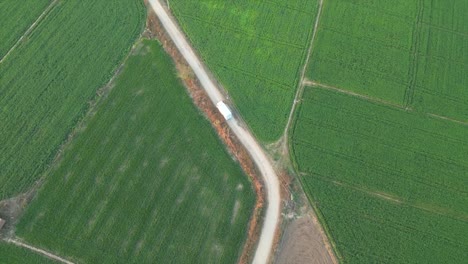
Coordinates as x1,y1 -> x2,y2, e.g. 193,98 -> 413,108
169,0 -> 319,141
412,0 -> 468,122
295,0 -> 468,262
307,0 -> 468,121
16,40 -> 255,263
307,0 -> 417,104
291,88 -> 468,263
0,242 -> 56,264
0,0 -> 145,199
0,0 -> 50,58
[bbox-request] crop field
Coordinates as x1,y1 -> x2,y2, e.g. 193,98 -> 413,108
412,0 -> 468,122
291,87 -> 468,263
307,0 -> 418,104
0,242 -> 55,264
0,0 -> 50,58
16,40 -> 255,263
307,0 -> 468,121
169,0 -> 319,141
0,0 -> 145,199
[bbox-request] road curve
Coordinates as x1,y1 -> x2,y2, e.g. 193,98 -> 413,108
148,1 -> 281,263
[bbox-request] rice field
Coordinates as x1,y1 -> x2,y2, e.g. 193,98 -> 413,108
168,0 -> 319,141
0,242 -> 56,264
307,0 -> 417,104
412,0 -> 468,122
16,40 -> 255,264
291,87 -> 468,263
0,0 -> 145,199
295,0 -> 468,262
0,0 -> 50,58
307,0 -> 468,122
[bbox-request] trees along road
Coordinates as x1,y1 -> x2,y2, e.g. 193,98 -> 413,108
148,0 -> 281,263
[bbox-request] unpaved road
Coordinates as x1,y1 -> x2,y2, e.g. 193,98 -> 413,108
6,239 -> 74,264
148,0 -> 281,263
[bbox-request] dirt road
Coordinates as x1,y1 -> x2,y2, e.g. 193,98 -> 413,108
6,238 -> 74,264
148,1 -> 281,263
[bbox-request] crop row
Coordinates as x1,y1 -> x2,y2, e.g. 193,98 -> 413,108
342,0 -> 418,19
0,0 -> 50,58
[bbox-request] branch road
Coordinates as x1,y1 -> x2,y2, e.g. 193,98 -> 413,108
148,0 -> 281,263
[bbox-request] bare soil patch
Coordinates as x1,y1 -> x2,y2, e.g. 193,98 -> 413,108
275,213 -> 336,264
0,190 -> 36,239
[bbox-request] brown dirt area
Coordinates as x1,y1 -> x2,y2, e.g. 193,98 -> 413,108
0,191 -> 34,239
274,212 -> 336,264
271,169 -> 337,264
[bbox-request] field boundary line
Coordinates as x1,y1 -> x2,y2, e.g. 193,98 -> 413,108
305,80 -> 468,127
427,113 -> 468,126
283,0 -> 325,141
280,1 -> 339,263
421,22 -> 468,37
306,175 -> 468,223
0,0 -> 58,64
5,238 -> 75,264
305,80 -> 408,110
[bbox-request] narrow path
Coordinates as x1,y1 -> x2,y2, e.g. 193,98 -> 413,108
6,238 -> 74,264
427,113 -> 468,126
0,0 -> 58,64
304,79 -> 408,110
148,1 -> 281,263
283,0 -> 325,141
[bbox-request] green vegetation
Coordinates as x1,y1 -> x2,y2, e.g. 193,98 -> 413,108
412,0 -> 468,122
297,0 -> 468,262
16,40 -> 255,264
307,0 -> 417,104
291,88 -> 468,263
0,0 -> 50,58
169,0 -> 319,141
0,242 -> 56,264
0,0 -> 145,199
307,0 -> 468,122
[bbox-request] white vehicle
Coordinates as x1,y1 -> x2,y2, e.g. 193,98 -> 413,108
216,101 -> 233,120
